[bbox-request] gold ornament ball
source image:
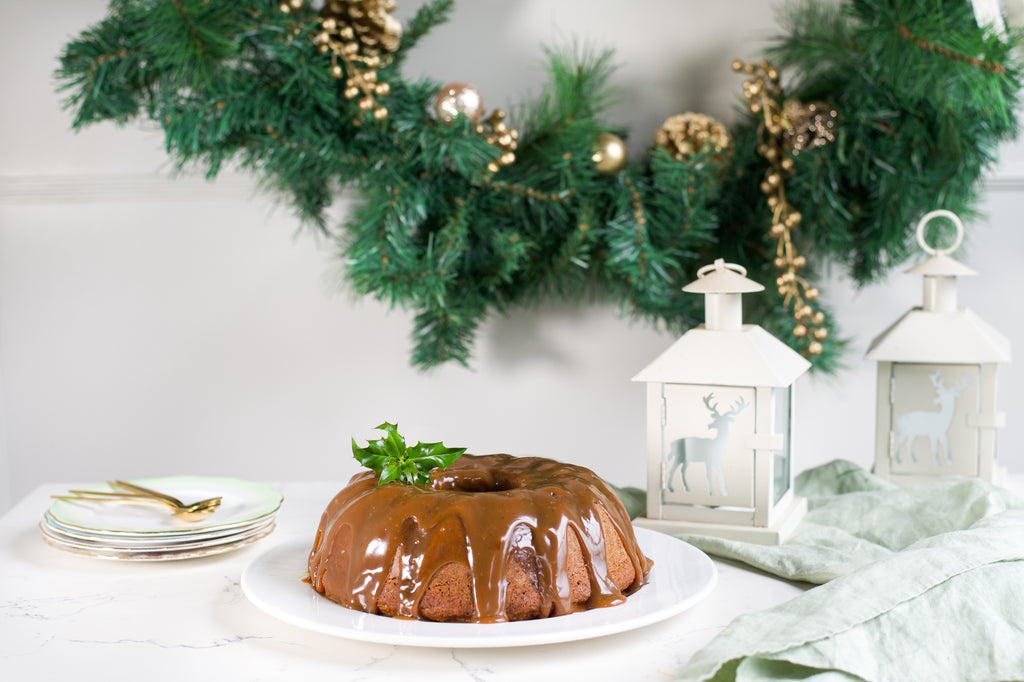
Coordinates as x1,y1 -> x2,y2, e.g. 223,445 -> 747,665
592,133 -> 628,175
814,327 -> 829,340
808,341 -> 824,356
435,82 -> 485,124
793,324 -> 808,338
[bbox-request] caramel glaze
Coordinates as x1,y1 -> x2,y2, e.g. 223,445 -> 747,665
308,454 -> 652,623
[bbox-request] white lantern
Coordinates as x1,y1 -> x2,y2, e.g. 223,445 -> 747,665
632,259 -> 810,544
866,210 -> 1011,485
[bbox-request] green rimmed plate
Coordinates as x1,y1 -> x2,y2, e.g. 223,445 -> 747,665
47,476 -> 283,537
40,519 -> 277,561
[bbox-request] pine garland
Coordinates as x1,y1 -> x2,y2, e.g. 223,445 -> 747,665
55,0 -> 1022,370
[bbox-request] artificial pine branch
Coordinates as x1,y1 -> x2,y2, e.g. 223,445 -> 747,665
54,0 -> 1021,370
765,0 -> 1021,282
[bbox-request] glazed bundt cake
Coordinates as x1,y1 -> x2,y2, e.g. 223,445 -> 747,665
308,453 -> 651,622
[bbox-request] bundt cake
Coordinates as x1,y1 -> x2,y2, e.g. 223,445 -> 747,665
307,453 -> 652,623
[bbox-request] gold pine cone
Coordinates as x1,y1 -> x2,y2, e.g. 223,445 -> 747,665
653,112 -> 732,164
321,0 -> 402,55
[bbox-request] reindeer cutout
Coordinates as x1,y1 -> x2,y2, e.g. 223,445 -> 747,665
666,393 -> 748,496
894,371 -> 973,465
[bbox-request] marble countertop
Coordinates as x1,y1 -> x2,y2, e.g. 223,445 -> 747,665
0,482 -> 808,680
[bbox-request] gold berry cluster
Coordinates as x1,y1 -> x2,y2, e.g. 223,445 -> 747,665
435,83 -> 519,175
733,59 -> 829,355
477,109 -> 518,174
782,100 -> 838,154
309,0 -> 402,123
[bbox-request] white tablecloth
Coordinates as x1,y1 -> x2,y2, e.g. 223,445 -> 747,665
0,481 -> 808,681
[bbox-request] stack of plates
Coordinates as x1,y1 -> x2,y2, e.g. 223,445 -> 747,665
40,476 -> 283,561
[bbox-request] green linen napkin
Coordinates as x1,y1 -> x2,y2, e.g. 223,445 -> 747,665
616,461 -> 1024,682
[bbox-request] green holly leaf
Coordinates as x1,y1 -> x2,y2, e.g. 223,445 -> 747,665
379,458 -> 402,486
409,441 -> 467,471
352,423 -> 466,486
351,437 -> 387,471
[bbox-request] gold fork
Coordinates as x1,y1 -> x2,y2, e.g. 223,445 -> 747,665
110,480 -> 222,514
52,481 -> 222,516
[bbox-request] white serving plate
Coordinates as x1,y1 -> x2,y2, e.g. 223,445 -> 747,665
242,527 -> 717,648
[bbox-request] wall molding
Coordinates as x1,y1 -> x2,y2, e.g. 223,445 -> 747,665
981,173 -> 1024,191
0,172 -> 262,205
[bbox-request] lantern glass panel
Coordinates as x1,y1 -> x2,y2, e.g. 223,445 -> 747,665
660,384 -> 756,508
888,363 -> 980,476
772,386 -> 792,505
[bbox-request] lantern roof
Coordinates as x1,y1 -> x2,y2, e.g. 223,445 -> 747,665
905,253 -> 977,278
632,325 -> 812,387
866,210 -> 1010,363
682,258 -> 765,294
633,259 -> 810,387
865,307 -> 1010,363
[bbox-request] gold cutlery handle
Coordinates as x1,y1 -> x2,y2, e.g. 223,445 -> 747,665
110,480 -> 186,507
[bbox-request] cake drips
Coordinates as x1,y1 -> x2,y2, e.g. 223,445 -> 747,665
307,454 -> 652,623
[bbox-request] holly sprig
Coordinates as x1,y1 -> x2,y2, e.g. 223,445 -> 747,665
352,422 -> 467,486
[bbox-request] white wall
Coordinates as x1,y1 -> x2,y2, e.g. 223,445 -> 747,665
2,1 -> 1022,513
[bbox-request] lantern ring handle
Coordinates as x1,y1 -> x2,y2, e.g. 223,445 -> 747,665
915,209 -> 964,256
697,258 -> 747,278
